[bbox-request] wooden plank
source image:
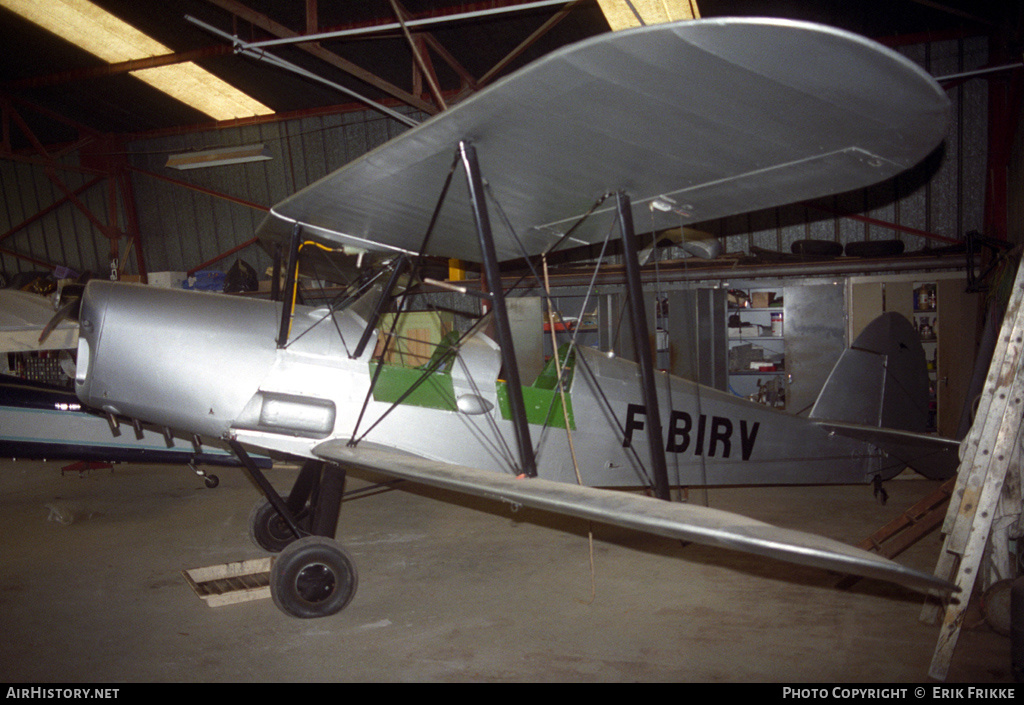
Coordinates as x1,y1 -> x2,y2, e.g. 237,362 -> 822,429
182,558 -> 272,607
835,479 -> 953,589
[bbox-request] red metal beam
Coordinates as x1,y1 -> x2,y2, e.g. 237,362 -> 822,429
187,237 -> 260,276
129,164 -> 268,277
477,0 -> 582,88
3,91 -> 103,139
803,203 -> 961,245
5,105 -> 118,240
3,46 -> 235,91
982,45 -> 1023,240
205,0 -> 437,115
0,175 -> 104,243
117,169 -> 148,280
128,165 -> 270,212
0,241 -> 62,270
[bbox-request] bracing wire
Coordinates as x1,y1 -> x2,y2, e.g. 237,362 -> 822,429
485,183 -> 657,490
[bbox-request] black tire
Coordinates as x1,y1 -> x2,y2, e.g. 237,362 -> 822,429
271,536 -> 358,618
844,239 -> 905,257
791,239 -> 843,257
248,499 -> 303,553
204,474 -> 219,489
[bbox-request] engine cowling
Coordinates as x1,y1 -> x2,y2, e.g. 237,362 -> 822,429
75,280 -> 280,439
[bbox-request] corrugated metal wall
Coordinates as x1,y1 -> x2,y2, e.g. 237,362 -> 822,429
0,105 -> 419,283
126,107 -> 421,279
0,35 -> 993,285
0,154 -> 114,281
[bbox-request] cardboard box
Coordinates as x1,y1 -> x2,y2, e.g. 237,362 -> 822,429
379,311 -> 455,367
148,271 -> 187,289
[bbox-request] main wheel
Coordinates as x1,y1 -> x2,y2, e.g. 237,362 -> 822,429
248,499 -> 305,553
271,536 -> 358,619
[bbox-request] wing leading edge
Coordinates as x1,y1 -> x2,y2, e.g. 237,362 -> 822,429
314,441 -> 955,597
258,17 -> 949,263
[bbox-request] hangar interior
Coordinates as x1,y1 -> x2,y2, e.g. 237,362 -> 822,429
1,0 -> 1023,682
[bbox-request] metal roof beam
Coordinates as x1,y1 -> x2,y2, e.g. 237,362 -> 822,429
477,0 -> 582,88
203,0 -> 438,115
4,46 -> 234,90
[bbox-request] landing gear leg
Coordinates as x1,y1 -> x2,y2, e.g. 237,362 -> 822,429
247,459 -> 319,552
872,475 -> 889,505
246,459 -> 347,551
269,462 -> 355,618
229,441 -> 358,618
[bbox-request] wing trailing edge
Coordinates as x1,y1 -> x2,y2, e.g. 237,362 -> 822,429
314,441 -> 955,597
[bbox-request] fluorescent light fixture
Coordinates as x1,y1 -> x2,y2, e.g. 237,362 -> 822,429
596,0 -> 699,31
166,144 -> 273,170
1,0 -> 273,121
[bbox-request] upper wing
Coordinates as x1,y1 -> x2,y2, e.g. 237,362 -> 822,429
315,440 -> 955,597
258,17 -> 949,263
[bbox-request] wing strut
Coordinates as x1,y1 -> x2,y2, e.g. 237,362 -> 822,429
460,141 -> 537,478
277,222 -> 302,348
616,192 -> 670,500
352,255 -> 409,360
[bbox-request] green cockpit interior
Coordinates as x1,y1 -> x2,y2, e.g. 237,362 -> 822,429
369,331 -> 576,430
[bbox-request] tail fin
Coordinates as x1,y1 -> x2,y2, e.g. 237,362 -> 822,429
810,313 -> 958,479
809,312 -> 930,432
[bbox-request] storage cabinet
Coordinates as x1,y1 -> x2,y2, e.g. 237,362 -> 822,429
726,288 -> 787,408
912,281 -> 939,431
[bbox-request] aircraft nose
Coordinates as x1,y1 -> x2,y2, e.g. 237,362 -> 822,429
73,282 -> 107,407
74,280 -> 280,438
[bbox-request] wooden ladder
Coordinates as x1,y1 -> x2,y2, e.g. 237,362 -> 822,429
924,261 -> 1024,681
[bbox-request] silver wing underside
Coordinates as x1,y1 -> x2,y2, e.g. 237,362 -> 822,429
258,17 -> 949,263
315,441 -> 955,597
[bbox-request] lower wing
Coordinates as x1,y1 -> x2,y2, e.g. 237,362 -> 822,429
314,440 -> 954,597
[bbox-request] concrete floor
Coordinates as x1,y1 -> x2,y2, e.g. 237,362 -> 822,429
0,458 -> 1012,682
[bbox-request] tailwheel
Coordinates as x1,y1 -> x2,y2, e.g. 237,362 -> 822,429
190,462 -> 219,489
271,536 -> 358,618
248,498 -> 308,553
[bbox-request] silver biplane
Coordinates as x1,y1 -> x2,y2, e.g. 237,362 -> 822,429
72,17 -> 961,618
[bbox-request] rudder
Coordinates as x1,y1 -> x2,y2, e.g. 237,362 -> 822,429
809,312 -> 930,432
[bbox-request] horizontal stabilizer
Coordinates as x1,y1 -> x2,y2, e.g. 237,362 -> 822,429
315,441 -> 955,597
814,421 -> 960,480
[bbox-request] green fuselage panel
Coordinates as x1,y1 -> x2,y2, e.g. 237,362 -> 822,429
368,362 -> 457,411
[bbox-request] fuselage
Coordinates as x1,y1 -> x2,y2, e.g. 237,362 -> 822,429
74,280 -> 882,487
